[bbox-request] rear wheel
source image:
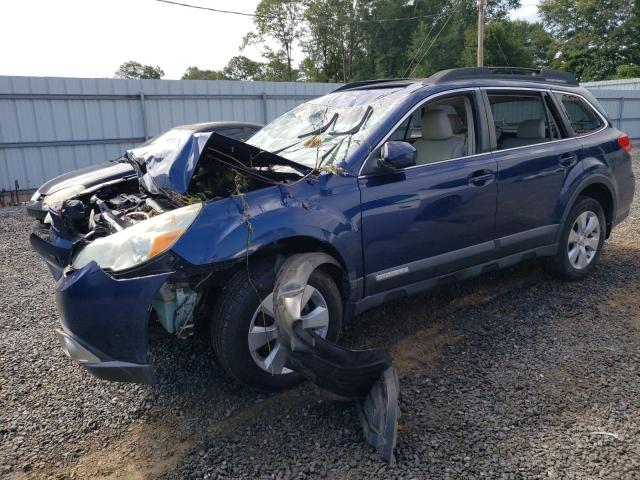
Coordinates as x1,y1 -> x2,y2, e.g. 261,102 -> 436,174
211,259 -> 343,391
543,196 -> 605,281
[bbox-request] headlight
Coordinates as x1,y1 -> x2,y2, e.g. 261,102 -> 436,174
42,185 -> 86,208
72,203 -> 202,272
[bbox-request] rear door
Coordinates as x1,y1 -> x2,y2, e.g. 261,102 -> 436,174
358,89 -> 498,296
485,89 -> 582,256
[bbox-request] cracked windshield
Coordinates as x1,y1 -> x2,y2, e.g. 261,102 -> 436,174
246,87 -> 415,169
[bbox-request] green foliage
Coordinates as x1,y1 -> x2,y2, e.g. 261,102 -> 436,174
539,0 -> 639,81
612,64 -> 640,79
186,0 -> 640,84
114,61 -> 164,79
222,56 -> 265,81
460,20 -> 555,70
181,66 -> 227,80
246,0 -> 304,81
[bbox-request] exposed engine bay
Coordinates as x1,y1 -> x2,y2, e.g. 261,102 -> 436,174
52,133 -> 308,240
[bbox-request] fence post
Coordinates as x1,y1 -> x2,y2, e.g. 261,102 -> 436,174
261,92 -> 268,124
618,97 -> 625,130
139,92 -> 149,140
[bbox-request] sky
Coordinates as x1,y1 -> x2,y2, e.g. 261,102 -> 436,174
0,0 -> 540,80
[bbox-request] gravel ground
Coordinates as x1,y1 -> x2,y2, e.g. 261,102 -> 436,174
1,153 -> 639,479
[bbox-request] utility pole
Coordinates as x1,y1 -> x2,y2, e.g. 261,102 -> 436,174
477,0 -> 485,67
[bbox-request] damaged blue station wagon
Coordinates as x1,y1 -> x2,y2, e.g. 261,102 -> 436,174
31,68 -> 635,391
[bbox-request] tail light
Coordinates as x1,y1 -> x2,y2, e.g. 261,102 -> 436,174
618,134 -> 632,153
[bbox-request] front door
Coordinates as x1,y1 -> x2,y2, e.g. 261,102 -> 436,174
358,91 -> 497,296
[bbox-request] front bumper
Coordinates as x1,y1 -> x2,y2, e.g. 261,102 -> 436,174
54,261 -> 171,384
26,199 -> 47,221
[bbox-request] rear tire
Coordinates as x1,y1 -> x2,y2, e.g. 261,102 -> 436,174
211,258 -> 343,391
543,196 -> 605,281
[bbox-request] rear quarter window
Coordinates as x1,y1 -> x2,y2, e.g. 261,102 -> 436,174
553,93 -> 604,135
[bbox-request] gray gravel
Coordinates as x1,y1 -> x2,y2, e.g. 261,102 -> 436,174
1,152 -> 639,479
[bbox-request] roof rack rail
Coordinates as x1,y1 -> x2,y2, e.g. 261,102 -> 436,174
332,78 -> 412,92
426,67 -> 578,86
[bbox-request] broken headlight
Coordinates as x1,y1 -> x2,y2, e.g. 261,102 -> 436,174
43,184 -> 86,208
72,203 -> 202,272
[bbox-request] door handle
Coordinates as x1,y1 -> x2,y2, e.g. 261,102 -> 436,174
468,170 -> 495,186
559,153 -> 578,168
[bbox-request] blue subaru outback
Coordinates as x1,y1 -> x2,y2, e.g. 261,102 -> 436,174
31,68 -> 635,391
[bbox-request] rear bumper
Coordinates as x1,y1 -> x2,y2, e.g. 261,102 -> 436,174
55,261 -> 171,384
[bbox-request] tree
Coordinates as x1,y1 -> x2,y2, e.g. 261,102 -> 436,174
181,66 -> 227,80
612,64 -> 640,79
114,61 -> 164,79
245,0 -> 303,81
223,56 -> 265,80
262,49 -> 297,81
460,20 -> 555,70
539,0 -> 639,81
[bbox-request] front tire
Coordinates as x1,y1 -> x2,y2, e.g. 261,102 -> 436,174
211,259 -> 343,391
543,196 -> 605,281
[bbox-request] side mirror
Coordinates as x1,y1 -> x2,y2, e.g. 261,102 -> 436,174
378,141 -> 416,170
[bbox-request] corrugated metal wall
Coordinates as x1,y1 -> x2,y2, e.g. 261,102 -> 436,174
1,76 -> 639,192
582,78 -> 640,90
585,89 -> 640,140
0,76 -> 339,191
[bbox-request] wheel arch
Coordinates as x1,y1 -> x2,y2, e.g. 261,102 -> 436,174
562,175 -> 616,238
249,235 -> 352,302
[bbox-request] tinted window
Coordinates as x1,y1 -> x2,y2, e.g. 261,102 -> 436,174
488,93 -> 550,150
386,93 -> 477,166
554,93 -> 604,135
244,126 -> 261,139
216,127 -> 248,141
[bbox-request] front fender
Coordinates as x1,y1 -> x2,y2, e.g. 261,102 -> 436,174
171,175 -> 363,279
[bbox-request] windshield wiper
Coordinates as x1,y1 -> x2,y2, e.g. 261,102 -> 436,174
297,113 -> 338,139
328,106 -> 373,136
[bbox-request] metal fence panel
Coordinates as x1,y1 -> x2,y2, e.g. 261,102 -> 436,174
587,89 -> 640,139
0,76 -> 339,191
1,75 -> 639,192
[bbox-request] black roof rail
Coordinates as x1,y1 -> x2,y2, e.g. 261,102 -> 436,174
426,67 -> 578,86
332,78 -> 413,92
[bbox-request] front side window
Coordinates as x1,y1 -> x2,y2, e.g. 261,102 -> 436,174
488,92 -> 551,150
553,93 -> 604,135
386,93 -> 477,166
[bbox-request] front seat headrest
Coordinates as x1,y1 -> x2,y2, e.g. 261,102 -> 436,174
517,119 -> 546,139
422,109 -> 454,140
448,114 -> 464,134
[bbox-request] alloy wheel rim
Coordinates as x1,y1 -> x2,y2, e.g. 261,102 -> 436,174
567,211 -> 600,270
248,286 -> 329,375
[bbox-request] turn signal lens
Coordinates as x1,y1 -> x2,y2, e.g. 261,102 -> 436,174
150,230 -> 184,258
618,134 -> 632,153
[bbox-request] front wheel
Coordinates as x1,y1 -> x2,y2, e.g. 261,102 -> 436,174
211,259 -> 343,391
543,196 -> 606,281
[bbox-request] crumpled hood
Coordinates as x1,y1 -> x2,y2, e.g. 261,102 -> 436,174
127,129 -> 311,195
127,129 -> 212,195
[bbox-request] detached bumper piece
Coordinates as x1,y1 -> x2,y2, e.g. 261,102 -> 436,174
273,253 -> 400,464
55,261 -> 171,383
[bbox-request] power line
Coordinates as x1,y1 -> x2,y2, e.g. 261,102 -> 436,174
153,0 -> 441,25
491,29 -> 510,67
402,11 -> 447,78
154,0 -> 259,18
408,10 -> 455,78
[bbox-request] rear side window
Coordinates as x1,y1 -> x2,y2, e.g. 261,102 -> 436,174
553,93 -> 604,135
488,92 -> 551,150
